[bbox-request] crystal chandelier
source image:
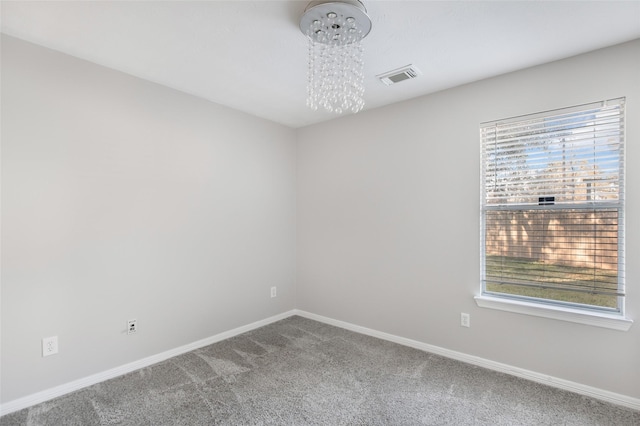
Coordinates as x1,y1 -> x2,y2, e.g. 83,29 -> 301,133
300,1 -> 372,114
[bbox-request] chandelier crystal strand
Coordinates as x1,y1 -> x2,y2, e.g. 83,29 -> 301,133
301,1 -> 371,115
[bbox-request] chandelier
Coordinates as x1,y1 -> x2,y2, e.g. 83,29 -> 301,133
300,0 -> 372,114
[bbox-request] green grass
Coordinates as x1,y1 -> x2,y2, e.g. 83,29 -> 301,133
485,255 -> 619,308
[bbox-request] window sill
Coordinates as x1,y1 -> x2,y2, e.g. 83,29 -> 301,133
474,295 -> 633,331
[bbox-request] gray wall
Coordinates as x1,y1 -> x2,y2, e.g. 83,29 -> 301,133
1,35 -> 297,403
296,40 -> 640,399
2,33 -> 639,405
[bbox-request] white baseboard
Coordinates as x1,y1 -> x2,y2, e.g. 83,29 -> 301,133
293,309 -> 640,412
0,310 -> 296,417
3,309 -> 638,416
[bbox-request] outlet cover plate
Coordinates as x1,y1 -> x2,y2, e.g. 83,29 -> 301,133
127,319 -> 138,334
42,336 -> 58,357
461,313 -> 471,328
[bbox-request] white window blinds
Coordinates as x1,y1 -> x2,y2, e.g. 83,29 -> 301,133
480,98 -> 625,312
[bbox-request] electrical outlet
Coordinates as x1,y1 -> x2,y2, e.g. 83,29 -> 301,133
127,319 -> 138,334
270,286 -> 277,298
42,336 -> 58,357
461,313 -> 471,328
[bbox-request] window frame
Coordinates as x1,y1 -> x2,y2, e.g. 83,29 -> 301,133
476,99 -> 632,331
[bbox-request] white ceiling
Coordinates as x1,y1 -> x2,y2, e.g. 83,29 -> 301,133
2,1 -> 639,128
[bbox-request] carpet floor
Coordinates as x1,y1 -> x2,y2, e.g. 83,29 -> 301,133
1,315 -> 638,425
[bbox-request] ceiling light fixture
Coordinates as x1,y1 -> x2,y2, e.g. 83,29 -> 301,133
300,0 -> 372,114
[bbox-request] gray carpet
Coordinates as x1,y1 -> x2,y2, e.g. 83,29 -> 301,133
1,315 -> 638,425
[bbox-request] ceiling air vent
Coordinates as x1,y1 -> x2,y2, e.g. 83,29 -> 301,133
377,65 -> 422,86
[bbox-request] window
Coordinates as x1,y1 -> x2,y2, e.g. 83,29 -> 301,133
479,99 -> 627,324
